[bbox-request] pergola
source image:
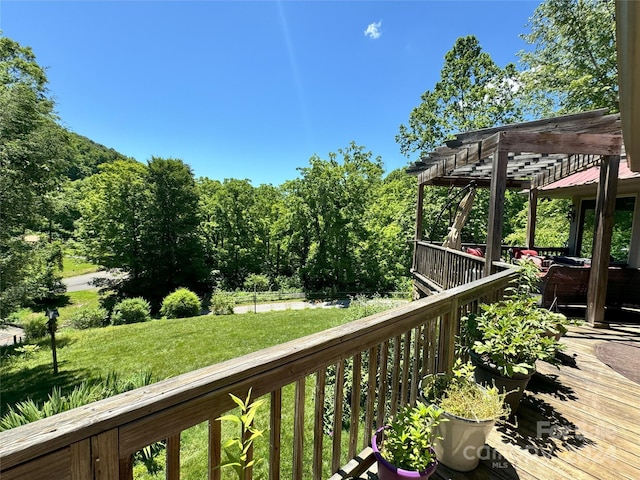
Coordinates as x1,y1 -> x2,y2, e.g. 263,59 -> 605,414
408,109 -> 624,326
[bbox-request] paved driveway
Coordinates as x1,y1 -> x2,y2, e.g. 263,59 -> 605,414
62,271 -> 120,292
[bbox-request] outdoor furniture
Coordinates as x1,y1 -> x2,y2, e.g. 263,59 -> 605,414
540,264 -> 640,309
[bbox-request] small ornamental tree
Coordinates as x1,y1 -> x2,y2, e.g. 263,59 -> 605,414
160,288 -> 201,319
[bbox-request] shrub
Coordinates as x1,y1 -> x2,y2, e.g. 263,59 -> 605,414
69,306 -> 108,330
22,314 -> 48,341
160,288 -> 201,319
0,371 -> 155,431
210,290 -> 235,315
112,297 -> 151,325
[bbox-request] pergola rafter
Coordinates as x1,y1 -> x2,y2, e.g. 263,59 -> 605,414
408,109 -> 624,326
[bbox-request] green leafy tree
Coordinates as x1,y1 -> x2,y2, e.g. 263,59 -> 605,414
362,169 -> 416,291
518,0 -> 618,116
77,159 -> 149,279
0,34 -> 67,319
296,143 -> 384,292
396,35 -> 527,248
144,157 -> 207,300
397,35 -> 522,157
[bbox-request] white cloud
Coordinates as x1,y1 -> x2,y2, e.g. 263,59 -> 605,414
364,21 -> 382,39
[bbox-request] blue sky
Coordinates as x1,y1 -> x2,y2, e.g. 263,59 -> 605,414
2,1 -> 539,186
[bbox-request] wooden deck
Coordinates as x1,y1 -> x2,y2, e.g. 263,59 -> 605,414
339,322 -> 640,480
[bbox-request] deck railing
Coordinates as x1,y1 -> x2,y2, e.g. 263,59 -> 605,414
0,268 -> 516,480
412,241 -> 488,291
411,241 -> 567,293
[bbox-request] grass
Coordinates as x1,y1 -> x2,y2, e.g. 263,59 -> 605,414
1,308 -> 351,414
1,297 -> 400,479
60,256 -> 101,278
10,290 -> 102,327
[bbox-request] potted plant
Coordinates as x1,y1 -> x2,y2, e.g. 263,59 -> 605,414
371,402 -> 443,479
420,361 -> 510,471
464,296 -> 563,413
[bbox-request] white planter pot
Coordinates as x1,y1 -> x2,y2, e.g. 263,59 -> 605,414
434,410 -> 496,472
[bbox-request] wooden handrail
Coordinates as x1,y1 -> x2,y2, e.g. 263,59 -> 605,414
0,268 -> 516,480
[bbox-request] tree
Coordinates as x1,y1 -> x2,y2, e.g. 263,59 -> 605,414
362,168 -> 416,291
296,143 -> 384,292
397,35 -> 522,157
518,0 -> 618,116
0,34 -> 67,319
144,157 -> 207,300
77,159 -> 149,278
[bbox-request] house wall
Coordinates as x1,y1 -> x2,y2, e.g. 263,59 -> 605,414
629,193 -> 640,268
570,193 -> 640,267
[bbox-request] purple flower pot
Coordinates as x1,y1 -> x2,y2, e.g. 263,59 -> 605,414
371,427 -> 438,480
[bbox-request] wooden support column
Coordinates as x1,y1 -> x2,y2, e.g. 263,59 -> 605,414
526,188 -> 538,249
415,183 -> 424,242
484,149 -> 509,277
587,155 -> 620,327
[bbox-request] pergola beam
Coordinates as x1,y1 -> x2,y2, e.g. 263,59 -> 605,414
499,132 -> 622,156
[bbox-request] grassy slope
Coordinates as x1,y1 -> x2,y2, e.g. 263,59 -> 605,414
1,308 -> 351,414
60,256 -> 101,278
2,307 -> 371,479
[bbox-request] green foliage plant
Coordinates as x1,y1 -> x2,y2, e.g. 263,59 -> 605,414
378,402 -> 443,472
217,389 -> 265,479
160,288 -> 202,319
69,306 -> 108,330
111,297 -> 151,325
0,370 -> 155,431
466,296 -> 563,377
243,274 -> 270,292
210,290 -> 235,315
22,314 -> 48,341
421,360 -> 510,421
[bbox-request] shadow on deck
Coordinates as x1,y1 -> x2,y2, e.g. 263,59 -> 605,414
337,322 -> 640,480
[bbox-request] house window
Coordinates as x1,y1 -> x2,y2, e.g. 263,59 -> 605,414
577,197 -> 635,263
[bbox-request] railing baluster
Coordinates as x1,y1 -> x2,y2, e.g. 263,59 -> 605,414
312,373 -> 324,480
209,417 -> 221,480
331,360 -> 345,473
70,439 -> 92,480
167,434 -> 181,480
364,345 -> 378,448
401,331 -> 411,406
117,455 -> 133,480
376,341 -> 389,430
390,336 -> 401,415
91,429 -> 119,480
292,378 -> 305,479
411,326 -> 421,406
268,389 -> 282,480
348,353 -> 361,459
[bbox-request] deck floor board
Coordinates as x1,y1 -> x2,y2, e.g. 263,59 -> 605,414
342,323 -> 640,480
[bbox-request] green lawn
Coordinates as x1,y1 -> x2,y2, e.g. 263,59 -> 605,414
1,308 -> 352,414
60,256 -> 101,278
10,290 -> 102,327
2,307 -> 359,479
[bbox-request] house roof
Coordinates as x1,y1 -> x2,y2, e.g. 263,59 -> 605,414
538,157 -> 640,198
407,109 -> 623,190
